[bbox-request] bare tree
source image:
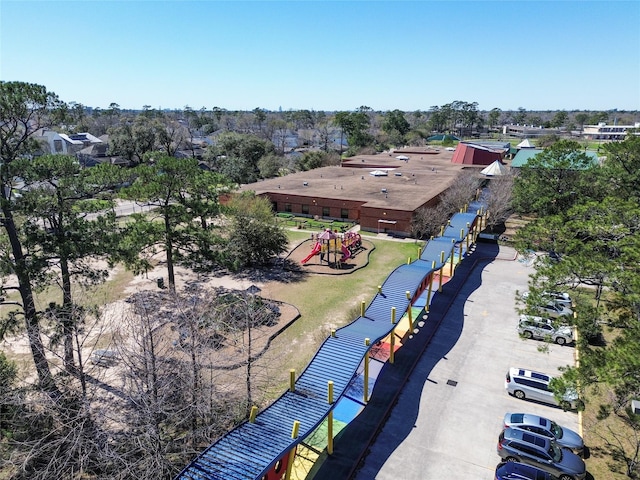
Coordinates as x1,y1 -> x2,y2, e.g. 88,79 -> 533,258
410,204 -> 450,240
483,173 -> 514,231
439,170 -> 483,215
155,116 -> 187,157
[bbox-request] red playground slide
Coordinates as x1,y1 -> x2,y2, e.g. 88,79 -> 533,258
301,242 -> 322,264
341,244 -> 351,261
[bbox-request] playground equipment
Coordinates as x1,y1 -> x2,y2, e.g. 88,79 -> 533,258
301,242 -> 322,264
301,229 -> 362,265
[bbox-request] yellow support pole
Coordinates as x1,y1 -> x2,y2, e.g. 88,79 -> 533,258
360,300 -> 366,317
378,285 -> 382,295
426,273 -> 434,312
327,410 -> 334,455
285,420 -> 301,480
331,329 -> 336,338
327,381 -> 334,455
390,307 -> 396,364
466,222 -> 470,250
418,246 -> 422,258
439,251 -> 445,292
284,447 -> 297,480
450,246 -> 455,276
440,225 -> 444,236
405,290 -> 413,328
289,369 -> 295,392
407,257 -> 411,265
249,405 -> 258,423
426,260 -> 435,312
364,338 -> 370,403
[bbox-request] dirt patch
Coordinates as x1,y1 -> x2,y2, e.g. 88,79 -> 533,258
3,235 -> 373,385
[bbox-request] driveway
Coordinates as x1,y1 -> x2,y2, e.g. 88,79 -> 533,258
353,245 -> 580,479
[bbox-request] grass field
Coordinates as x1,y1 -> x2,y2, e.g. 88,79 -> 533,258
256,232 -> 421,394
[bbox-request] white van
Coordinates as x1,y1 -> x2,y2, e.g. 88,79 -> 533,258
505,367 -> 581,410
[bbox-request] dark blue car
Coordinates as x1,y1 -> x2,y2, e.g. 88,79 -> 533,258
495,461 -> 556,480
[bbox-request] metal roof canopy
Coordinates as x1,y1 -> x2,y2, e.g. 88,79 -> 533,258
177,213 -> 483,480
442,212 -> 479,243
420,236 -> 456,269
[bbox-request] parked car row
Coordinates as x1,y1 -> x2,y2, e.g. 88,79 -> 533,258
496,289 -> 585,479
518,291 -> 575,346
497,425 -> 586,480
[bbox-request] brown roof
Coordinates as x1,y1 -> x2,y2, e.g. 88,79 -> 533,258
240,149 -> 470,211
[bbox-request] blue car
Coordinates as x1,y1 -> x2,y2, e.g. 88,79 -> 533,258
495,461 -> 555,479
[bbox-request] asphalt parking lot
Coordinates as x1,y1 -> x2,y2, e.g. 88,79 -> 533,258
354,245 -> 580,480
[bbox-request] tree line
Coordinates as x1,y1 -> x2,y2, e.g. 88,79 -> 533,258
58,95 -> 638,165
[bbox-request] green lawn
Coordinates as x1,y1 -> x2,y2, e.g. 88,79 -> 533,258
276,214 -> 357,232
258,232 -> 421,392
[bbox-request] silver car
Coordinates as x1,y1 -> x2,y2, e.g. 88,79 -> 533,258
523,291 -> 573,306
518,315 -> 573,345
504,412 -> 584,456
497,427 -> 586,480
537,302 -> 573,319
546,292 -> 572,306
505,367 -> 582,410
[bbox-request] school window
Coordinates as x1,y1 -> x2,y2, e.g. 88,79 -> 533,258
301,204 -> 309,214
341,208 -> 348,219
284,203 -> 292,213
322,206 -> 330,217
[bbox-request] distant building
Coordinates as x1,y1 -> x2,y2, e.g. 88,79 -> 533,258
582,123 -> 640,141
37,130 -> 103,156
239,149 -> 467,236
451,142 -> 504,166
511,149 -> 601,169
503,124 -> 562,138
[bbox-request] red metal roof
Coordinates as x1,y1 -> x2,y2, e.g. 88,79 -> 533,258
451,143 -> 502,166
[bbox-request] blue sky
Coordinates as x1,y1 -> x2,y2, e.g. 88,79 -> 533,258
2,1 -> 639,112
